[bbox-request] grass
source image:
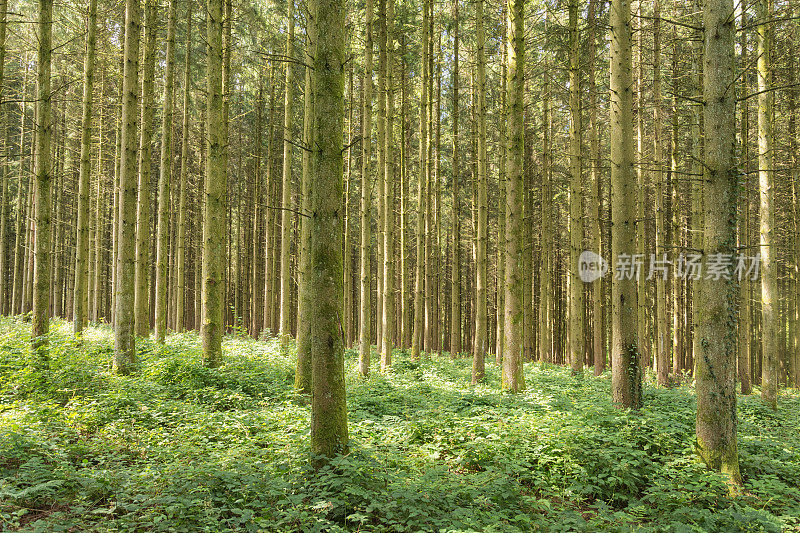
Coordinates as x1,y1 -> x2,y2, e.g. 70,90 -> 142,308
0,316 -> 798,532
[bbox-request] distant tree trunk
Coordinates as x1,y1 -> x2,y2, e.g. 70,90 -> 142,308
278,0 -> 295,343
653,0 -> 668,387
0,0 -> 7,314
134,0 -> 157,337
154,0 -> 177,343
588,0 -> 603,376
309,0 -> 348,461
635,1 -> 648,372
502,0 -> 524,392
695,0 -> 742,488
449,0 -> 461,360
175,0 -> 191,333
495,32 -> 506,365
343,64 -> 353,347
296,0 -> 316,393
757,0 -> 777,410
358,0 -> 374,374
113,0 -> 141,373
737,1 -> 751,394
610,0 -> 641,408
538,9 -> 551,365
201,0 -> 226,367
380,0 -> 395,371
263,66 -> 277,335
12,56 -> 29,316
410,0 -> 427,361
424,22 -> 436,354
567,0 -> 583,374
471,0 -> 486,383
73,0 -> 96,336
399,42 -> 411,350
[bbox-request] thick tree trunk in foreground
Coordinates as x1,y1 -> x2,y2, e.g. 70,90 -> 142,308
502,0 -> 524,392
610,0 -> 641,408
201,0 -> 226,367
695,0 -> 742,488
310,0 -> 348,461
113,0 -> 141,374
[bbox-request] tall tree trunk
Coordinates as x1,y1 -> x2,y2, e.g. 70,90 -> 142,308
695,0 -> 742,488
73,0 -> 96,336
653,0 -> 668,387
588,0 -> 603,376
496,24 -> 506,365
635,0 -> 648,372
410,0 -> 427,360
539,9 -> 551,365
502,0 -> 524,392
380,0 -> 395,371
296,0 -> 316,393
114,0 -> 141,373
449,0 -> 461,359
202,0 -> 226,367
154,0 -> 178,342
358,0 -> 374,374
134,0 -> 157,337
263,65 -> 276,335
567,0 -> 583,374
175,0 -> 192,332
0,0 -> 9,313
12,55 -> 29,316
471,0 -> 486,382
279,0 -> 295,343
737,0 -> 751,394
610,0 -> 641,408
757,0 -> 777,409
309,0 -> 348,461
343,64 -> 353,347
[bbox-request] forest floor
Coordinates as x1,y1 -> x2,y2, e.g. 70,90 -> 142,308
0,317 -> 798,532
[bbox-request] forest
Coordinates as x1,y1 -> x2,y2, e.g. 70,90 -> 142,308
0,0 -> 799,529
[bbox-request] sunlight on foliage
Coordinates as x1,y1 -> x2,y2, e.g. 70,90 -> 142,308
0,317 -> 797,532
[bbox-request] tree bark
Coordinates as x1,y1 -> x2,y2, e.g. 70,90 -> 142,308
695,0 -> 742,488
134,0 -> 157,337
309,0 -> 349,461
471,0 -> 486,383
201,0 -> 226,367
610,0 -> 641,408
154,0 -> 178,342
757,0 -> 777,409
73,0 -> 96,336
502,0 -> 524,392
113,0 -> 141,373
175,0 -> 192,333
567,0 -> 584,374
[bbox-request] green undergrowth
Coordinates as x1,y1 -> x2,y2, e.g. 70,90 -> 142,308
0,316 -> 798,532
